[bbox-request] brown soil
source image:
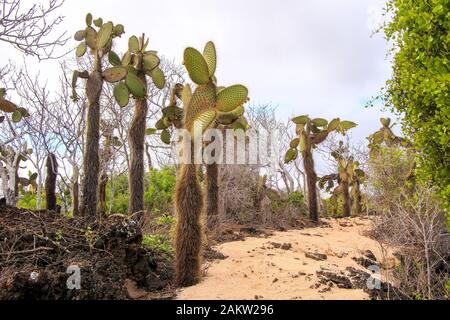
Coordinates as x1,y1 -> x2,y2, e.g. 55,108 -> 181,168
0,204 -> 175,300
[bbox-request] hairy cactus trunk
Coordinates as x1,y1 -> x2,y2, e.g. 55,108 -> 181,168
303,149 -> 318,223
97,172 -> 108,216
80,56 -> 103,218
175,161 -> 204,287
352,181 -> 362,215
341,179 -> 351,217
45,153 -> 58,211
205,163 -> 219,231
71,167 -> 79,216
128,71 -> 148,217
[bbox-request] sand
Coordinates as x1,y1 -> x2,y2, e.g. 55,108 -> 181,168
177,217 -> 390,300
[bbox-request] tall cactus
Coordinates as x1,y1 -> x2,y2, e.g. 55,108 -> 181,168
108,34 -> 165,217
71,13 -> 125,219
285,116 -> 356,222
174,41 -> 248,286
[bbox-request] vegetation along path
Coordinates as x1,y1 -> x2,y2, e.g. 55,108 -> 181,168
177,217 -> 395,300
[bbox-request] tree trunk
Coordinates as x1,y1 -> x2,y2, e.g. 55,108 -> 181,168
128,71 -> 148,217
97,172 -> 108,216
45,153 -> 58,211
205,163 -> 219,231
80,56 -> 103,219
352,181 -> 362,215
71,168 -> 79,216
303,149 -> 318,223
341,179 -> 351,217
36,176 -> 42,210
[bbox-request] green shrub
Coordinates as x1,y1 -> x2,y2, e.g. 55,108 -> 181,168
105,166 -> 177,214
142,234 -> 174,255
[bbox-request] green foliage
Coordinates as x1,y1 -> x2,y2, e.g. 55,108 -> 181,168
288,190 -> 306,209
142,234 -> 174,255
105,166 -> 176,214
382,0 -> 450,215
17,191 -> 64,210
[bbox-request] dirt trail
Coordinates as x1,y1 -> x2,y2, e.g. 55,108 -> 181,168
178,217 -> 392,300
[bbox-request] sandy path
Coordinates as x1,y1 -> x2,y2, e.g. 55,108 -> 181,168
177,217 -> 388,300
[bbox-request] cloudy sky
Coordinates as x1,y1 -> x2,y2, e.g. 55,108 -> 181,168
3,0 -> 394,147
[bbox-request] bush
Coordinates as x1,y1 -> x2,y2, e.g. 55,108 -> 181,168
371,186 -> 449,300
142,234 -> 174,255
105,166 -> 176,215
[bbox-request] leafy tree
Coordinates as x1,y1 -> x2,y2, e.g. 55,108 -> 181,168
382,0 -> 450,213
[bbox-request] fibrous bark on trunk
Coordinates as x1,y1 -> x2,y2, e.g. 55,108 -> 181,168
303,149 -> 318,223
45,153 -> 58,211
128,71 -> 148,218
80,56 -> 102,218
205,163 -> 219,231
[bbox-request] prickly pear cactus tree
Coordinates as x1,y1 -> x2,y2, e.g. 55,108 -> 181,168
368,117 -> 411,157
284,116 -> 356,222
71,13 -> 125,219
107,33 -> 165,216
174,41 -> 249,287
319,147 -> 365,217
368,117 -> 415,189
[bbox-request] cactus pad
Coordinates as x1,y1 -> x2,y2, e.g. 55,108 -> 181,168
97,22 -> 113,49
74,30 -> 86,41
128,36 -> 140,53
0,99 -> 17,113
312,118 -> 328,127
149,67 -> 165,89
85,27 -> 97,49
160,129 -> 171,145
184,84 -> 216,131
192,110 -> 217,140
203,41 -> 217,77
103,67 -> 127,83
108,51 -> 121,66
86,13 -> 93,26
113,82 -> 130,107
339,120 -> 357,131
292,115 -> 309,125
184,47 -> 210,85
125,73 -> 146,98
380,117 -> 391,127
76,42 -> 87,57
215,85 -> 248,112
327,118 -> 340,132
284,148 -> 298,163
143,53 -> 160,71
290,138 -> 300,148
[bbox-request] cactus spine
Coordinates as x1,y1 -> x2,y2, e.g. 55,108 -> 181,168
72,14 -> 125,219
45,153 -> 58,211
285,116 -> 356,222
174,41 -> 248,286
